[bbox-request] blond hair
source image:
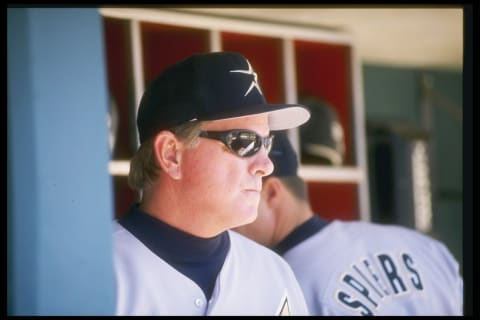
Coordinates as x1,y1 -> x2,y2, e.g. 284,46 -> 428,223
128,121 -> 204,192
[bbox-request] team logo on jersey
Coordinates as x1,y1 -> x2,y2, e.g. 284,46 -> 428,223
276,291 -> 291,316
229,59 -> 263,97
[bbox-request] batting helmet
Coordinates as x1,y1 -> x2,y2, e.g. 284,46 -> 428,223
299,96 -> 345,166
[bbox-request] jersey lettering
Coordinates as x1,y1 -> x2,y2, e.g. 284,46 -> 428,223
342,274 -> 378,307
337,291 -> 373,316
378,254 -> 407,294
363,259 -> 390,296
334,251 -> 426,314
402,253 -> 423,290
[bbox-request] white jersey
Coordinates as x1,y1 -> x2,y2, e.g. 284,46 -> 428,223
113,222 -> 309,315
283,220 -> 463,316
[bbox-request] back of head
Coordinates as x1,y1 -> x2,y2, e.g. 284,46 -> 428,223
269,131 -> 299,178
268,131 -> 308,202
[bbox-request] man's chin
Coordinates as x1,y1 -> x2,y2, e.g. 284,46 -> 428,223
232,211 -> 258,230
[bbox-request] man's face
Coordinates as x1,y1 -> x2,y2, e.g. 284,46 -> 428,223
179,113 -> 274,235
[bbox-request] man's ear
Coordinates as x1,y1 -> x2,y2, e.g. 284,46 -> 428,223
262,177 -> 284,208
152,131 -> 182,180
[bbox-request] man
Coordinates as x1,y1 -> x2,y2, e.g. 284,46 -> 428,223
234,129 -> 463,316
112,52 -> 311,315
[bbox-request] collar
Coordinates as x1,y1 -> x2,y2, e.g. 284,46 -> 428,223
275,214 -> 330,255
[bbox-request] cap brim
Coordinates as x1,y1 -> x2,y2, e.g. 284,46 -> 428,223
266,105 -> 311,130
199,104 -> 311,130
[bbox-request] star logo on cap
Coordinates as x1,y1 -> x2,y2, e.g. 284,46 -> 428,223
229,59 -> 263,97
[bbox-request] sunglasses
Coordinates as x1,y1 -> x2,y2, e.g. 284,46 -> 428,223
199,129 -> 274,158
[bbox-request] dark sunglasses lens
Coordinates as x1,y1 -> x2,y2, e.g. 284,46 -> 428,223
229,131 -> 261,157
265,135 -> 274,153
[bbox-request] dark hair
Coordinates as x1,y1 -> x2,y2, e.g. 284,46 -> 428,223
277,176 -> 309,203
128,121 -> 205,192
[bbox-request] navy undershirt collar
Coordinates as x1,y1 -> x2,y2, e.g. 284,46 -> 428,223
275,214 -> 330,255
118,204 -> 230,300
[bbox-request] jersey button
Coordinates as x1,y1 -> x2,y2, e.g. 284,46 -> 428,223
194,298 -> 204,307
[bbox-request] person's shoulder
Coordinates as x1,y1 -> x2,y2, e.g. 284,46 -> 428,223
228,229 -> 275,251
334,220 -> 456,258
112,220 -> 139,248
334,219 -> 429,239
112,220 -> 128,236
227,230 -> 304,288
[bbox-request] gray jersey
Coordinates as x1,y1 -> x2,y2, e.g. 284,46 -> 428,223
113,223 -> 309,315
283,220 -> 463,315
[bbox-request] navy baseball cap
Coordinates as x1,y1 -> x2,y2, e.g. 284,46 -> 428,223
269,130 -> 299,177
137,51 -> 311,144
